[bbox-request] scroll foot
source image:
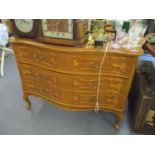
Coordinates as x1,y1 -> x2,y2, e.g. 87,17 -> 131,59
26,102 -> 31,110
114,112 -> 124,129
23,94 -> 32,110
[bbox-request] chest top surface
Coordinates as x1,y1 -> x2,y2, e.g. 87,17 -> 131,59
10,37 -> 144,57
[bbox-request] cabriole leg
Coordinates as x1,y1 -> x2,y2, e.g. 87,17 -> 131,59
23,93 -> 31,110
114,112 -> 124,129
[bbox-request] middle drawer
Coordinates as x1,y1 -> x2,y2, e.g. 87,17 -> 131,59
19,64 -> 128,94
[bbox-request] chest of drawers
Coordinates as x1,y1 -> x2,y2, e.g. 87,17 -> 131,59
10,37 -> 144,129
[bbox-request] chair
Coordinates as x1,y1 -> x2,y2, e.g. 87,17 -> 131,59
0,24 -> 13,77
0,46 -> 13,76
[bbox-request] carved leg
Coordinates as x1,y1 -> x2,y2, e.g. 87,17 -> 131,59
23,94 -> 31,110
114,112 -> 124,129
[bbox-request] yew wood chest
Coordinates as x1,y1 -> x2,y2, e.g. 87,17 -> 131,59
10,37 -> 144,129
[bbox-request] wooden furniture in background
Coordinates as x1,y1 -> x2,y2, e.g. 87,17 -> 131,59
129,61 -> 155,134
10,37 -> 143,129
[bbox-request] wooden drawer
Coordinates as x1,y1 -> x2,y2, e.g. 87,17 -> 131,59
69,54 -> 133,77
16,45 -> 133,77
20,64 -> 128,94
16,46 -> 56,68
23,81 -> 122,108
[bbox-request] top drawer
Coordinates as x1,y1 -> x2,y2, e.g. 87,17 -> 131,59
16,46 -> 56,68
15,45 -> 134,77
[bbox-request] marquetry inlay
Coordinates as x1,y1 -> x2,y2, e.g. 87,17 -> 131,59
11,37 -> 143,129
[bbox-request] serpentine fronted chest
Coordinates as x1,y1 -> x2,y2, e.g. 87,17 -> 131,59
10,37 -> 144,129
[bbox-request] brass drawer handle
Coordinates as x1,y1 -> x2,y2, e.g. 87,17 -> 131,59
40,88 -> 49,94
24,71 -> 31,76
112,63 -> 126,71
107,98 -> 118,104
73,80 -> 79,87
33,54 -> 44,62
89,82 -> 97,89
36,73 -> 45,81
21,53 -> 27,58
89,62 -> 99,69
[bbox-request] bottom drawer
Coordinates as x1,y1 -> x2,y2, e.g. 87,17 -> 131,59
20,63 -> 128,93
23,81 -> 123,108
